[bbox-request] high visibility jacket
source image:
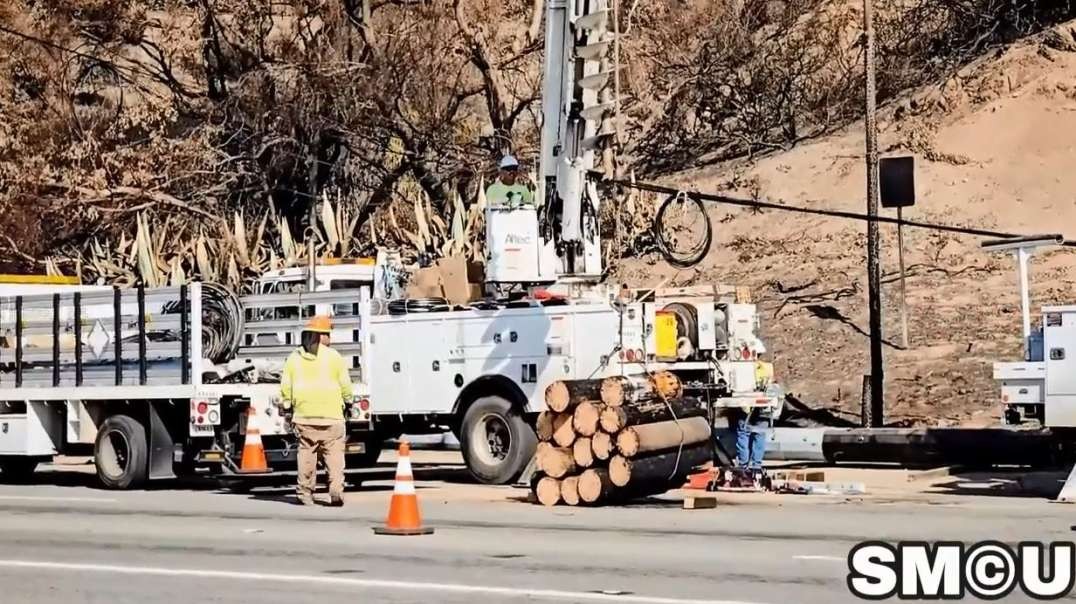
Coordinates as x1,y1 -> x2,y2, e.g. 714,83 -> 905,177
280,346 -> 353,421
486,181 -> 535,207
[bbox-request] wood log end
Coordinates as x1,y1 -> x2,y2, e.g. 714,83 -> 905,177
578,468 -> 612,504
552,413 -> 576,448
536,476 -> 562,507
572,401 -> 600,437
598,405 -> 624,433
536,410 -> 555,441
591,431 -> 613,461
561,476 -> 581,506
609,455 -> 631,487
573,437 -> 594,468
545,381 -> 570,413
615,428 -> 640,457
600,376 -> 625,407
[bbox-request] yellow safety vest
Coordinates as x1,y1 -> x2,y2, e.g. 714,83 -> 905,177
280,346 -> 353,421
486,181 -> 535,207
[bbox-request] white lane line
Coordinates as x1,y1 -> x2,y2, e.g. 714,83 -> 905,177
0,559 -> 769,604
0,495 -> 117,503
793,555 -> 845,562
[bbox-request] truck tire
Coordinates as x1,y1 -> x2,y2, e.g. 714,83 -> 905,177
460,395 -> 537,485
0,458 -> 38,483
94,415 -> 149,490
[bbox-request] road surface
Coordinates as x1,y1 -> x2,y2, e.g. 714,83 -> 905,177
0,458 -> 1072,603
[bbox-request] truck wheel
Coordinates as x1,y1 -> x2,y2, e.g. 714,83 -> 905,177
0,458 -> 38,483
460,395 -> 537,485
94,415 -> 149,490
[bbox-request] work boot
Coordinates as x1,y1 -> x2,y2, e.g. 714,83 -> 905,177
328,491 -> 345,507
297,493 -> 315,506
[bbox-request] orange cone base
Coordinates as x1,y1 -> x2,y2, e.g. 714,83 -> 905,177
234,468 -> 272,475
372,525 -> 434,536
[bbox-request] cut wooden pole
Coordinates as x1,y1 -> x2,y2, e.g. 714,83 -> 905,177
578,468 -> 615,504
573,436 -> 595,468
600,371 -> 682,407
536,476 -> 562,507
616,416 -> 711,457
536,410 -> 555,442
609,444 -> 713,487
592,431 -> 614,461
545,379 -> 604,413
599,397 -> 708,433
561,476 -> 581,506
537,445 -> 576,479
552,413 -> 576,448
572,401 -> 600,437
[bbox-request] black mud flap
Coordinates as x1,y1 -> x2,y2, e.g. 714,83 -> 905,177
148,403 -> 176,480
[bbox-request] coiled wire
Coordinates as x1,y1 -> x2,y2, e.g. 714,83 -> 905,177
161,282 -> 243,363
387,297 -> 450,315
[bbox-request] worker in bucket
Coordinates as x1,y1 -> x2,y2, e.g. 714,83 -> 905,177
485,154 -> 535,208
278,315 -> 353,506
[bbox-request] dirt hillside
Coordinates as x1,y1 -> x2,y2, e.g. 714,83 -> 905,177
616,21 -> 1076,428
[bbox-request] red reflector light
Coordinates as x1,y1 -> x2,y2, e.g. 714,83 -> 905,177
358,398 -> 370,411
196,402 -> 208,415
625,349 -> 636,362
742,347 -> 752,360
196,416 -> 205,424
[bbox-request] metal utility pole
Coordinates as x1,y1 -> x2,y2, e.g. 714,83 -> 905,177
863,0 -> 884,427
307,134 -> 321,292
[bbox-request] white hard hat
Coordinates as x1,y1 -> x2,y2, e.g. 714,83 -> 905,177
499,155 -> 519,169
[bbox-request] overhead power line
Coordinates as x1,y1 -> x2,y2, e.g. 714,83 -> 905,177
616,179 -> 1076,258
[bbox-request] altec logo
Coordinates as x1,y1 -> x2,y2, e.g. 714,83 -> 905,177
847,541 -> 1076,600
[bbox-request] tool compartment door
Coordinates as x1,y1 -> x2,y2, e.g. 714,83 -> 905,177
1044,309 -> 1076,426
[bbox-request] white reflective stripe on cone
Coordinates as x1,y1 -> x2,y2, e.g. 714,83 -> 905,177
396,457 -> 413,477
394,480 -> 416,495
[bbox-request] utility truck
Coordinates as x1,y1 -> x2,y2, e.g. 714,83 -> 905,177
0,0 -> 783,488
986,235 -> 1076,501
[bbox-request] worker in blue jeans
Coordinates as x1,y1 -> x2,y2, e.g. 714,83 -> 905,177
733,356 -> 776,473
733,408 -> 770,471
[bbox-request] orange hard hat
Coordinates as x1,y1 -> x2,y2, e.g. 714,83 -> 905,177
305,315 -> 332,334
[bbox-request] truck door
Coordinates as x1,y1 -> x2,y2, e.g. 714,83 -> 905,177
1044,309 -> 1076,427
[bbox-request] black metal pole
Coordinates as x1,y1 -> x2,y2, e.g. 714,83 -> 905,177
74,292 -> 83,387
180,284 -> 189,385
52,293 -> 60,387
113,287 -> 123,386
15,296 -> 23,388
137,285 -> 147,385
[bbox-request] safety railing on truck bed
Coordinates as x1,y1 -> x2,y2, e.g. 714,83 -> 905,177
0,283 -> 372,393
233,287 -> 371,384
0,284 -> 209,390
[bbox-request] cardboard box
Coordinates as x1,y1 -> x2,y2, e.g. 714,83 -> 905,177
405,255 -> 483,305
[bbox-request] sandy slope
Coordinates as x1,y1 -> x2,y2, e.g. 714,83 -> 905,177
617,23 -> 1076,427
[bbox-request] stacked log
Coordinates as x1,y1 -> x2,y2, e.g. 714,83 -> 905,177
533,372 -> 712,507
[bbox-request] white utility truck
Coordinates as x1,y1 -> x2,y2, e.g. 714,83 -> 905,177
986,235 -> 1076,501
0,274 -> 375,488
0,0 -> 782,488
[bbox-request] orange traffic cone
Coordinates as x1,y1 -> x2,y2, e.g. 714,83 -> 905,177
237,406 -> 269,474
373,441 -> 433,535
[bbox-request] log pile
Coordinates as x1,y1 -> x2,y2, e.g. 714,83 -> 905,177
532,371 -> 712,507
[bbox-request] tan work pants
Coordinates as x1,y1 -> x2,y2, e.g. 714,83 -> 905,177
294,421 -> 345,499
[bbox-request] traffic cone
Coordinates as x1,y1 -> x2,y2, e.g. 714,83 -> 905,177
237,406 -> 269,474
373,441 -> 433,535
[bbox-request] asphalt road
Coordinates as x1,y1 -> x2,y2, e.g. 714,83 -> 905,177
0,461 -> 1073,603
